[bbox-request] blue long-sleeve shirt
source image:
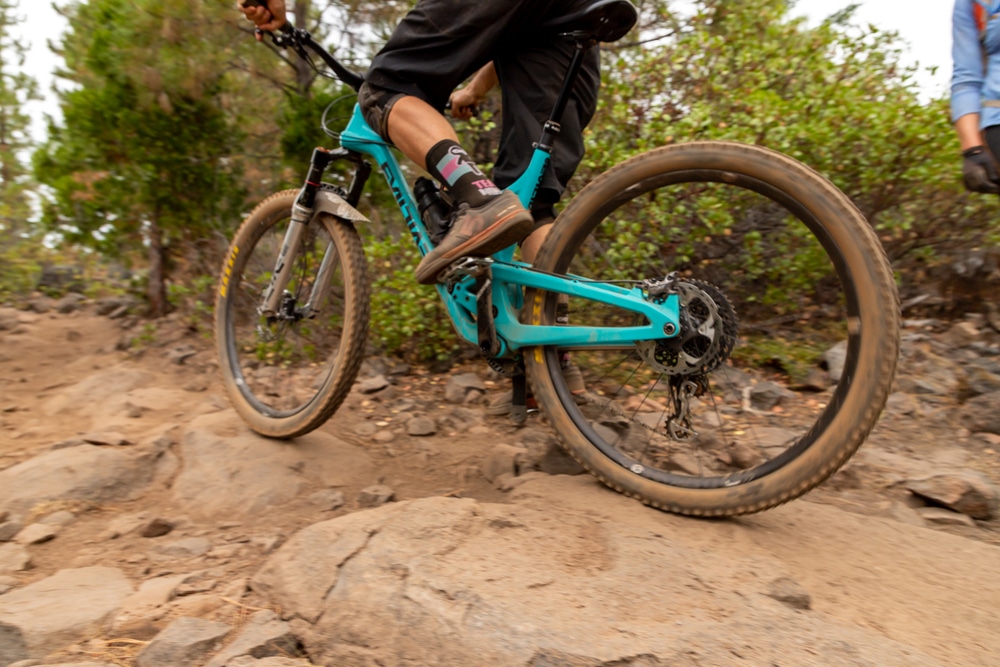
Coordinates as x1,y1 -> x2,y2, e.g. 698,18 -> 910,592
953,0 -> 1000,127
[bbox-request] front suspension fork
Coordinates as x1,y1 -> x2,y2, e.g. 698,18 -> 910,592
259,148 -> 369,319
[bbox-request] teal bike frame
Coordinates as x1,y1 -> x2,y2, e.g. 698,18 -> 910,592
339,105 -> 680,358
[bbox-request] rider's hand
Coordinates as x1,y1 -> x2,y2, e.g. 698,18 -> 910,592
962,146 -> 1000,194
449,87 -> 482,121
238,0 -> 287,37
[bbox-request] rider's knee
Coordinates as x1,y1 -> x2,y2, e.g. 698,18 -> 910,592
358,82 -> 405,143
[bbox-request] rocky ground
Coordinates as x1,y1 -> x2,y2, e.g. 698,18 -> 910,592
0,296 -> 999,667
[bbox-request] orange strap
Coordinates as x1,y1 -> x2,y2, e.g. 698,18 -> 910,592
976,3 -> 989,37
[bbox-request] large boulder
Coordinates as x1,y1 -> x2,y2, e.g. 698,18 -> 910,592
170,411 -> 374,518
249,477 -> 988,666
0,443 -> 167,516
42,368 -> 154,417
0,567 -> 132,664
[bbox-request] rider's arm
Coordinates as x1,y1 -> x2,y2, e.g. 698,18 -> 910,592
951,0 -> 1000,192
449,62 -> 499,120
952,0 -> 984,143
956,113 -> 983,151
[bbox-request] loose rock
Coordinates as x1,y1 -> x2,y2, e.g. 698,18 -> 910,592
55,293 -> 87,314
906,471 -> 999,520
749,381 -> 792,410
308,490 -> 346,512
483,444 -> 527,482
228,658 -> 313,667
0,443 -> 162,515
405,415 -> 436,436
112,573 -> 190,638
150,537 -> 212,560
959,391 -> 1000,435
358,375 -> 390,394
0,567 -> 133,664
13,523 -> 58,545
0,543 -> 31,574
822,340 -> 848,382
358,485 -> 395,508
134,616 -> 232,667
444,372 -> 487,404
516,429 -> 584,476
767,576 -> 812,610
140,518 -> 175,538
171,412 -> 372,518
38,510 -> 76,527
352,422 -> 377,438
166,345 -> 198,365
204,609 -> 298,667
0,520 -> 24,542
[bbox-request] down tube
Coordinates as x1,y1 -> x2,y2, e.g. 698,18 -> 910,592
338,105 -> 482,345
339,106 -> 433,256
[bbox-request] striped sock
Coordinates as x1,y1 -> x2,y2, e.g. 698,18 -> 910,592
425,140 -> 501,208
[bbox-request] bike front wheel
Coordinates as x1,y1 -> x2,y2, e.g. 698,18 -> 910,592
524,141 -> 899,516
215,190 -> 370,438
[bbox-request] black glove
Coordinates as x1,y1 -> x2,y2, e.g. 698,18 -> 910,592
962,146 -> 1000,194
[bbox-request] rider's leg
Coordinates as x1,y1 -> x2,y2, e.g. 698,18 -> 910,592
359,86 -> 534,285
492,42 -> 601,201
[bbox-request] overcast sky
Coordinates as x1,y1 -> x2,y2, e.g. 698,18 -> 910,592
17,0 -> 954,140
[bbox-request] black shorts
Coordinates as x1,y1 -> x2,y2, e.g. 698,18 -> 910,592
363,0 -> 601,205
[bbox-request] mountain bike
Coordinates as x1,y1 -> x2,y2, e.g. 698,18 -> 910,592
216,0 -> 900,516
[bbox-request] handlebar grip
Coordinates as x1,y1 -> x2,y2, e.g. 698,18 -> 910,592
444,101 -> 479,118
242,0 -> 291,36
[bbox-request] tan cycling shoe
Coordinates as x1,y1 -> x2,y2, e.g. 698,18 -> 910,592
415,190 -> 534,285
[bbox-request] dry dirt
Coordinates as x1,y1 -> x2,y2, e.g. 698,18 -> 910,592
1,305 -> 1000,666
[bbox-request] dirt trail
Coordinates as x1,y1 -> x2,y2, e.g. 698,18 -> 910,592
1,304 -> 999,666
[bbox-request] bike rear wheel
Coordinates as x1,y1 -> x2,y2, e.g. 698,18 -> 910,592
215,190 -> 370,438
524,142 -> 899,516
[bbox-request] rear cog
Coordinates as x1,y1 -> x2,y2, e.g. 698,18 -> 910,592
636,278 -> 738,377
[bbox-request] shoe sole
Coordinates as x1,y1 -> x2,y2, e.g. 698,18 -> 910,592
486,396 -> 539,416
415,209 -> 534,284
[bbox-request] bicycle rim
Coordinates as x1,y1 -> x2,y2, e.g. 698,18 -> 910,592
525,142 -> 899,515
216,190 -> 370,438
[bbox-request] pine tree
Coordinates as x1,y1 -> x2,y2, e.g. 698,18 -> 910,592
33,0 -> 249,315
0,0 -> 39,233
0,0 -> 43,299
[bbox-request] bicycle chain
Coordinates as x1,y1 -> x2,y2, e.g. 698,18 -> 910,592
574,377 -> 704,442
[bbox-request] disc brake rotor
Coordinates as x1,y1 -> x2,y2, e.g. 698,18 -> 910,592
637,281 -> 723,376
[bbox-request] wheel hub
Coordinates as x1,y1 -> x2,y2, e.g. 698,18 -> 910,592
637,278 -> 738,377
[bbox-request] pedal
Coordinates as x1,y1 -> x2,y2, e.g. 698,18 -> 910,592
438,257 -> 493,285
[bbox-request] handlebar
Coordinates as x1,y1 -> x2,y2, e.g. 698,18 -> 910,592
242,1 -> 365,92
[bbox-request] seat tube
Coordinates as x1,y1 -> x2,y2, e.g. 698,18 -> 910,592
546,40 -> 590,131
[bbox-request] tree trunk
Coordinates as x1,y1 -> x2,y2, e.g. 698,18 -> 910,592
146,215 -> 169,318
293,0 -> 313,96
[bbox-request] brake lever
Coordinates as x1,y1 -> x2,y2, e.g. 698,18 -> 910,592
254,21 -> 294,46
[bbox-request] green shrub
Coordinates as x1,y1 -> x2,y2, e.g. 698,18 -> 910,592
365,234 -> 462,362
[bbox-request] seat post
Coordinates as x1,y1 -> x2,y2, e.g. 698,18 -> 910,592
538,38 -> 595,151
